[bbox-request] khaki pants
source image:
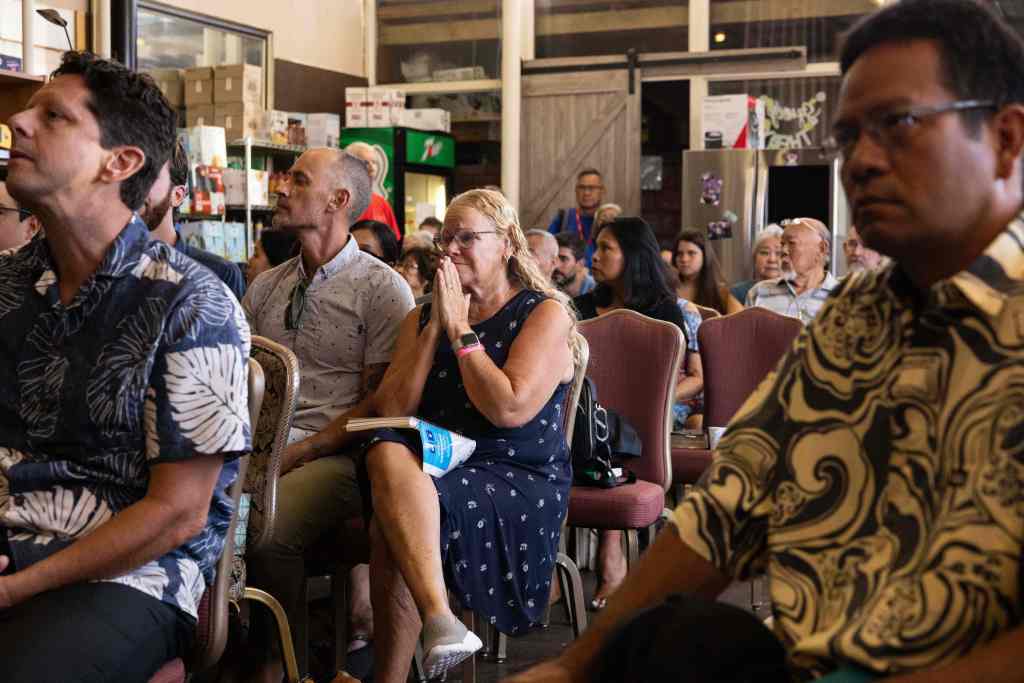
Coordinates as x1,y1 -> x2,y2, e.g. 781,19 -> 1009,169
245,452 -> 362,673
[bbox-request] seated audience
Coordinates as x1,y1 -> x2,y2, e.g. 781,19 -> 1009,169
553,231 -> 596,297
526,228 -> 559,282
663,268 -> 707,430
745,218 -> 839,324
594,202 -> 622,233
396,246 -> 437,303
140,139 -> 246,299
417,215 -> 443,237
353,218 -> 401,266
0,181 -> 40,252
659,246 -> 674,265
247,228 -> 298,285
363,189 -> 577,682
574,217 -> 692,611
730,224 -> 783,304
0,51 -> 250,682
242,148 -> 415,681
402,229 -> 436,253
843,224 -> 885,272
674,229 -> 744,315
507,1 -> 1024,680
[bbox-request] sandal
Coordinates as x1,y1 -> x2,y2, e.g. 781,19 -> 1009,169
344,635 -> 374,681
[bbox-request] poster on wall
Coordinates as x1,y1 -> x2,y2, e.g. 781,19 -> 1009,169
340,128 -> 395,202
761,92 -> 828,150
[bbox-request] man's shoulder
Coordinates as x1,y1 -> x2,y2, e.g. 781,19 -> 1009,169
178,242 -> 244,293
352,250 -> 415,303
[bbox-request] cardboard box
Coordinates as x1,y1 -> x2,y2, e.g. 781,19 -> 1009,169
186,126 -> 228,168
145,68 -> 184,108
184,67 -> 214,106
306,113 -> 340,147
345,88 -> 369,128
215,102 -> 262,142
179,221 -> 226,257
223,168 -> 270,206
399,108 -> 451,133
366,88 -> 405,127
286,112 -> 307,146
261,110 -> 290,144
432,66 -> 486,81
213,64 -> 263,105
186,105 -> 216,128
223,222 -> 247,262
188,165 -> 226,217
701,94 -> 765,150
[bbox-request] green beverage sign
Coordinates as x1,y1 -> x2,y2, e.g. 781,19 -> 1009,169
405,130 -> 455,169
340,127 -> 395,203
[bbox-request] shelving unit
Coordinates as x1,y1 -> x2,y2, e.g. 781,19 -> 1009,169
0,71 -> 45,122
226,137 -> 305,258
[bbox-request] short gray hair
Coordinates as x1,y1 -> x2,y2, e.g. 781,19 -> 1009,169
752,224 -> 784,253
526,229 -> 558,257
329,149 -> 372,223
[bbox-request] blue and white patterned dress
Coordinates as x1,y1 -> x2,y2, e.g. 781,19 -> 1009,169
369,290 -> 571,634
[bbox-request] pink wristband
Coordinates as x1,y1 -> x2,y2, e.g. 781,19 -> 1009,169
456,342 -> 483,358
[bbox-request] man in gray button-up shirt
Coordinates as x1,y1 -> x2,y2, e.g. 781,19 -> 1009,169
242,148 -> 414,679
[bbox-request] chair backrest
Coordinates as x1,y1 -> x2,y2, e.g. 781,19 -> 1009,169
698,307 -> 803,428
578,309 -> 684,491
561,332 -> 590,447
694,304 -> 721,321
191,357 -> 263,671
245,335 -> 301,551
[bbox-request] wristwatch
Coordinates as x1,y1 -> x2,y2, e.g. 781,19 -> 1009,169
451,332 -> 480,352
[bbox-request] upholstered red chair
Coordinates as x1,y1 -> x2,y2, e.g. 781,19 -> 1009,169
671,307 -> 803,487
693,304 -> 722,321
570,310 -> 685,566
148,357 -> 264,682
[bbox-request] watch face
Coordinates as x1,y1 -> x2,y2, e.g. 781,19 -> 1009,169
460,333 -> 479,347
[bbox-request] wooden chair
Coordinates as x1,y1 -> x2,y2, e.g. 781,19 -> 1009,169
693,304 -> 722,321
148,357 -> 264,682
569,310 -> 684,574
236,336 -> 304,681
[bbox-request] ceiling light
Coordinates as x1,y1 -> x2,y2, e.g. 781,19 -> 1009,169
714,32 -> 727,44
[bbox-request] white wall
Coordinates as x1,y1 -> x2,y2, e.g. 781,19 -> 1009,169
160,0 -> 365,75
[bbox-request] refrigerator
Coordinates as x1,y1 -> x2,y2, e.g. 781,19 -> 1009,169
681,148 -> 850,283
340,127 -> 455,238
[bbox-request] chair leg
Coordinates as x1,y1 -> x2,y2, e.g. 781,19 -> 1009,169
242,587 -> 302,683
459,608 -> 477,683
625,529 -> 640,568
333,571 -> 349,673
555,552 -> 588,638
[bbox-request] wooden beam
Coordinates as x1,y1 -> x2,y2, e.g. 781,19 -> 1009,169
381,17 -> 497,45
378,0 -> 497,21
538,6 -> 688,36
710,0 -> 877,24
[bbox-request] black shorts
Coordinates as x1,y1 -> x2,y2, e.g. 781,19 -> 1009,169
0,577 -> 195,683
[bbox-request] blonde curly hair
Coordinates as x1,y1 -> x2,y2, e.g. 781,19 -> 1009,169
446,188 -> 583,366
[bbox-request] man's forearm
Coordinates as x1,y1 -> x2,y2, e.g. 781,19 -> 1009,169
4,496 -> 201,606
886,625 -> 1024,683
287,399 -> 374,466
558,526 -> 731,681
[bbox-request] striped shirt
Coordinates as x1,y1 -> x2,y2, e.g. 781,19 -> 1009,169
744,272 -> 839,325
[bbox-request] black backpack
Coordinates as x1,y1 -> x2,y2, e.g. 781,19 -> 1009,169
571,377 -> 642,488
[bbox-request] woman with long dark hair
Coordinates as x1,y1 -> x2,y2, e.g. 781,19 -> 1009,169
574,217 -> 703,609
673,228 -> 743,315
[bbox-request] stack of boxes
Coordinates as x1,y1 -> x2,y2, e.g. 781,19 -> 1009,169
345,87 -> 450,133
214,64 -> 263,141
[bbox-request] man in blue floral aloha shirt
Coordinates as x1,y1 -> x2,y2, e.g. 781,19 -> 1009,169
0,52 -> 251,682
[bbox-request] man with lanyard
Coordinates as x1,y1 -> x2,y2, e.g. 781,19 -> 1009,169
547,168 -> 604,266
139,139 -> 246,300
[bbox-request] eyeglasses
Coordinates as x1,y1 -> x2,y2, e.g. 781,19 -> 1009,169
433,230 -> 498,251
575,184 -> 603,192
284,279 -> 309,330
0,206 -> 31,222
823,99 -> 996,160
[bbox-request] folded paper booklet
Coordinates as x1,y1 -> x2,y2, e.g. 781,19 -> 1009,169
346,417 -> 476,478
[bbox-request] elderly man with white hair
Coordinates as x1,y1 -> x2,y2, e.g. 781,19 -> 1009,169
730,224 -> 783,304
346,140 -> 401,239
526,228 -> 559,282
744,217 -> 839,325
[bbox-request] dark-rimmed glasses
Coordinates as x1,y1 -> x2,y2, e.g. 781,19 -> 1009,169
0,206 -> 32,222
823,99 -> 997,160
433,230 -> 498,251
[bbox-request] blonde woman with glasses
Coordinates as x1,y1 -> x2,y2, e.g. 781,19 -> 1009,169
360,189 -> 582,682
